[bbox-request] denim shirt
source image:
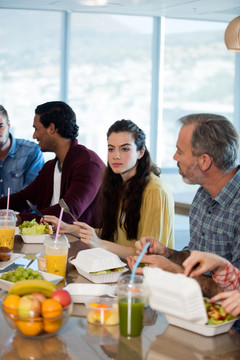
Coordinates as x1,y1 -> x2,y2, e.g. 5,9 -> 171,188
0,134 -> 44,197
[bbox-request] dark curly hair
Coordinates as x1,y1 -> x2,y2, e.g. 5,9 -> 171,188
98,119 -> 161,241
35,101 -> 79,140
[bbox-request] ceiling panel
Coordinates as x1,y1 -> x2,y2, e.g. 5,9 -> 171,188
0,0 -> 239,22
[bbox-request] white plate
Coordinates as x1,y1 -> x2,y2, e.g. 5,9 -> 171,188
0,253 -> 23,271
165,314 -> 237,337
64,283 -> 117,303
0,271 -> 63,291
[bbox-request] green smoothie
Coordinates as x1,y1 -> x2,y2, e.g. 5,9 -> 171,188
118,297 -> 145,337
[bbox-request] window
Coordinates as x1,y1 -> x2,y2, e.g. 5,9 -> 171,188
159,19 -> 235,194
0,9 -> 61,160
69,14 -> 153,162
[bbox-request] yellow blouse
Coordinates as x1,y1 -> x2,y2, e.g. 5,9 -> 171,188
114,173 -> 174,250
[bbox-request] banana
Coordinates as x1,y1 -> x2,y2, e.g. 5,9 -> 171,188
8,279 -> 56,297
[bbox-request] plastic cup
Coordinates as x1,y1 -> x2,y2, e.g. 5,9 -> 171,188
36,253 -> 47,272
116,274 -> 146,337
0,209 -> 16,250
44,234 -> 69,278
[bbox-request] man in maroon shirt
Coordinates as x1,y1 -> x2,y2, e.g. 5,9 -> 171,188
0,101 -> 105,225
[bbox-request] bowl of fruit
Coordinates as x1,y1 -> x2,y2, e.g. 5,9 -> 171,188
0,279 -> 72,338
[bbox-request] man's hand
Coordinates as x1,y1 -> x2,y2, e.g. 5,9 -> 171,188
135,237 -> 170,257
127,254 -> 183,274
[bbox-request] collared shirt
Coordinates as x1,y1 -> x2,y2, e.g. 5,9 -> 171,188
185,167 -> 240,269
0,134 -> 44,197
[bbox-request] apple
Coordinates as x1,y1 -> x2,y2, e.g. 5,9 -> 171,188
18,295 -> 41,318
50,289 -> 71,307
31,292 -> 47,303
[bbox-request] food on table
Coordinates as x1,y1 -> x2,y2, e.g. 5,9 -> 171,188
87,301 -> 119,325
90,267 -> 125,274
37,253 -> 47,272
2,283 -> 72,336
0,266 -> 43,283
0,246 -> 12,261
204,299 -> 235,325
8,279 -> 56,297
19,219 -> 51,235
51,289 -> 72,307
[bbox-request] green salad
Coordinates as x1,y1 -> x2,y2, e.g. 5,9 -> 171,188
90,267 -> 125,275
19,219 -> 51,235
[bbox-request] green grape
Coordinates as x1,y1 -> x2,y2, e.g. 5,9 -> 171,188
26,268 -> 33,275
36,275 -> 43,280
27,275 -> 34,280
1,274 -> 8,280
22,271 -> 28,279
19,277 -> 25,281
32,270 -> 39,277
8,271 -> 13,277
9,276 -> 17,283
15,270 -> 22,279
17,266 -> 24,272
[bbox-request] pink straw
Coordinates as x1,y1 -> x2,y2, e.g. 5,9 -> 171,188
55,206 -> 64,242
5,187 -> 10,227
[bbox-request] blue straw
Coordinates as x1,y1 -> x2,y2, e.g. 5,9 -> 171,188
130,242 -> 150,283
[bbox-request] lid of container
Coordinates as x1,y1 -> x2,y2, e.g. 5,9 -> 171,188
71,248 -> 127,273
143,267 -> 208,324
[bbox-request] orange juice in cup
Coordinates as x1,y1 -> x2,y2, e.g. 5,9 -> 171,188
44,235 -> 69,278
0,209 -> 16,250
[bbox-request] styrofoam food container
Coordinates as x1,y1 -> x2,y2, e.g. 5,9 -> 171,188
64,283 -> 117,303
143,267 -> 237,336
21,231 -> 53,244
70,248 -> 128,283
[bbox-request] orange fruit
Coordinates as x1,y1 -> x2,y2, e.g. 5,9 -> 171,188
41,298 -> 62,318
3,294 -> 20,316
17,318 -> 43,336
43,318 -> 62,333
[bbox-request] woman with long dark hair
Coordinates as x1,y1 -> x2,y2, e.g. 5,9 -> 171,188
44,119 -> 174,258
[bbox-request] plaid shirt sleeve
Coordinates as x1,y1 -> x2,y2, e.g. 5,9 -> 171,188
212,259 -> 240,291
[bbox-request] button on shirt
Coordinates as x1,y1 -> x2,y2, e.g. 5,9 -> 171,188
185,167 -> 240,269
0,134 -> 44,197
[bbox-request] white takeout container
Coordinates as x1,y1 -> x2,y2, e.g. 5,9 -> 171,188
64,283 -> 117,303
143,267 -> 237,336
21,233 -> 51,244
70,248 -> 128,284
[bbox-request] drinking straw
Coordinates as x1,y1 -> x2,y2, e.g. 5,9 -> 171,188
127,241 -> 150,335
5,187 -> 10,226
55,206 -> 64,242
130,241 -> 150,283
